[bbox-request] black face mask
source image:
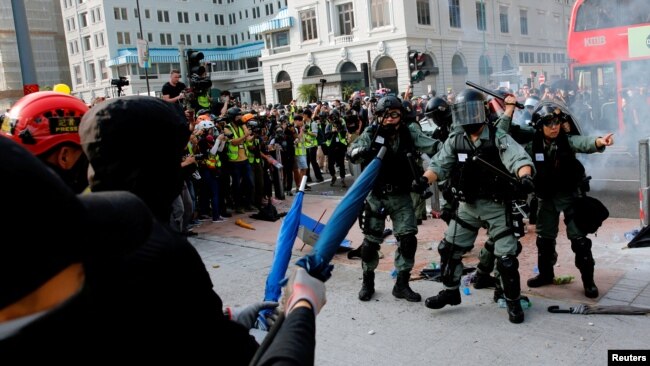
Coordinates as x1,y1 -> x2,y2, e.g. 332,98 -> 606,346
45,154 -> 89,194
379,122 -> 399,137
462,123 -> 483,135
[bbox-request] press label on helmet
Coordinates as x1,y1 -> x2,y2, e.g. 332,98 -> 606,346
50,116 -> 80,134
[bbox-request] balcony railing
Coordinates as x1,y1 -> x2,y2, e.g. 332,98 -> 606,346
334,34 -> 354,45
210,68 -> 262,80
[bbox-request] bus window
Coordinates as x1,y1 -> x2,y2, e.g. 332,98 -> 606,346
574,65 -> 617,133
574,0 -> 646,31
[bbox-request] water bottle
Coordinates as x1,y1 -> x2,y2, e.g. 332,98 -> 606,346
390,268 -> 398,279
497,298 -> 531,309
533,265 -> 539,275
320,191 -> 334,196
553,275 -> 575,285
624,229 -> 639,241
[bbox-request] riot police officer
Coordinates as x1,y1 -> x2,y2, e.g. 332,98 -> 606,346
348,96 -> 440,302
525,101 -> 614,298
415,89 -> 535,323
424,96 -> 453,142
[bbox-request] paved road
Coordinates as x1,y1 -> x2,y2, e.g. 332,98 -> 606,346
190,181 -> 650,366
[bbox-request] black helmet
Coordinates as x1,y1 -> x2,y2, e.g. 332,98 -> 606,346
329,108 -> 340,120
402,100 -> 416,121
227,107 -> 242,118
424,97 -> 452,128
318,111 -> 328,119
451,89 -> 487,126
530,103 -> 568,129
374,96 -> 403,115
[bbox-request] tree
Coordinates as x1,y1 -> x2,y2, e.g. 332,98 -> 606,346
297,84 -> 317,104
341,81 -> 364,101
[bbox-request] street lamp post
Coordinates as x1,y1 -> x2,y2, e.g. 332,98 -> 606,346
319,79 -> 327,101
135,0 -> 150,95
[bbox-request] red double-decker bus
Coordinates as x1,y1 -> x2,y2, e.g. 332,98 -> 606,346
567,0 -> 650,143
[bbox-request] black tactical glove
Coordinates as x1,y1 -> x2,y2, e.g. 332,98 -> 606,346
518,174 -> 535,194
412,176 -> 430,193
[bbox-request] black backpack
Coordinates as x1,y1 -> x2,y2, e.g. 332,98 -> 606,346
250,201 -> 284,222
573,195 -> 609,234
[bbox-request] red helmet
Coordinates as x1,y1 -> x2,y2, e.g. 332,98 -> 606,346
1,91 -> 88,155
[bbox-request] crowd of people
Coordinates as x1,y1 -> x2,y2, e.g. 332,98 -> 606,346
0,69 -> 616,361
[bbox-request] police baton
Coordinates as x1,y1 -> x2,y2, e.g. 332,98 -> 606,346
465,81 -> 524,109
407,152 -> 433,198
471,155 -> 520,186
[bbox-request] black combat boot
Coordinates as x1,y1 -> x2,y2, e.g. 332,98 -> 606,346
358,272 -> 375,301
493,287 -> 504,303
392,271 -> 421,302
527,237 -> 556,288
473,271 -> 497,289
580,267 -> 599,298
506,298 -> 525,324
424,288 -> 461,309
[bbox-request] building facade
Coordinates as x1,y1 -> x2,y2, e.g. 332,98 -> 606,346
61,0 -> 287,104
252,0 -> 575,105
0,0 -> 71,110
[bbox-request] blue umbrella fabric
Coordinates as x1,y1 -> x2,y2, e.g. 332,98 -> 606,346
296,147 -> 387,281
264,175 -> 308,302
257,175 -> 308,330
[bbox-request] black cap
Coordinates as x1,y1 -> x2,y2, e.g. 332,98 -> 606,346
0,137 -> 153,309
80,96 -> 188,221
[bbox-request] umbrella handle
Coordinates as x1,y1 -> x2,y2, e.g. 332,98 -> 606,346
299,175 -> 308,192
377,146 -> 387,160
547,305 -> 573,313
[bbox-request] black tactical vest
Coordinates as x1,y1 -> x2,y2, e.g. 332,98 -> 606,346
372,125 -> 420,194
449,125 -> 513,203
531,131 -> 586,199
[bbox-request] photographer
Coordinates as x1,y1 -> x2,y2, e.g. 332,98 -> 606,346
195,118 -> 228,223
162,70 -> 187,108
243,113 -> 265,209
324,109 -> 348,187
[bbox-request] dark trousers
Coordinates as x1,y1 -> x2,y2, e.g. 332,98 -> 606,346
230,160 -> 254,209
328,148 -> 346,179
306,146 -> 323,180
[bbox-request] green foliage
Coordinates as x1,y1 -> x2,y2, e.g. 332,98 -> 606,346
297,84 -> 318,104
341,81 -> 365,101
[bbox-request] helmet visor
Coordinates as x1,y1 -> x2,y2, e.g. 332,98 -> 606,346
451,100 -> 486,126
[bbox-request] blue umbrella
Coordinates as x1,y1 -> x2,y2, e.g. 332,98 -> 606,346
296,147 -> 387,281
257,175 -> 308,330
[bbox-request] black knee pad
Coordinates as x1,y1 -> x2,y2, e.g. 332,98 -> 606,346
360,240 -> 380,262
516,241 -> 523,256
571,237 -> 594,269
397,234 -> 417,259
496,254 -> 519,274
437,238 -> 453,260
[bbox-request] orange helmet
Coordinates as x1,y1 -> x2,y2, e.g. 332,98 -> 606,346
1,91 -> 88,155
241,113 -> 256,123
196,114 -> 212,122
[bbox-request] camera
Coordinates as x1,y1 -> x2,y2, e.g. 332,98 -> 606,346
110,77 -> 129,87
190,74 -> 212,95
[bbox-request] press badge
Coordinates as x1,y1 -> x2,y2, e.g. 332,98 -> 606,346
535,153 -> 544,161
375,135 -> 385,144
458,153 -> 468,162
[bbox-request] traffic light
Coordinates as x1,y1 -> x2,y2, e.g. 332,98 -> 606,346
187,49 -> 205,77
409,51 -> 426,83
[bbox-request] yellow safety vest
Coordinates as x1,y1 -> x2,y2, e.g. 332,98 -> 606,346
226,123 -> 249,161
246,138 -> 262,164
304,122 -> 317,148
